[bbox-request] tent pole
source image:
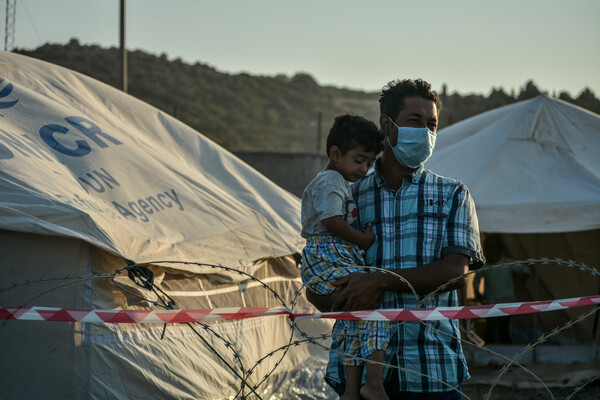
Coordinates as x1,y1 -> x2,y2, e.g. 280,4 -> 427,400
532,233 -> 541,363
119,0 -> 127,93
592,229 -> 600,343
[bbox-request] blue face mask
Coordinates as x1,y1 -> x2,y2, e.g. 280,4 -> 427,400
387,118 -> 437,168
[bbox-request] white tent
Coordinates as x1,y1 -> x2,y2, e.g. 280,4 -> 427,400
426,95 -> 600,344
0,52 -> 331,398
427,95 -> 600,233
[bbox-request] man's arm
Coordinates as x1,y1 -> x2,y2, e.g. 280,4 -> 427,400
316,253 -> 469,312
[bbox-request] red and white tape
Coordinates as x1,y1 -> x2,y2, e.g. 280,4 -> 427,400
1,295 -> 599,324
0,306 -> 289,324
303,295 -> 600,322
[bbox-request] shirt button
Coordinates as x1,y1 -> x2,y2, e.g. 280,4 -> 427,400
395,256 -> 402,261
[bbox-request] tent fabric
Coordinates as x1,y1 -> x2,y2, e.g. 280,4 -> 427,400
425,96 -> 600,345
0,52 -> 335,398
0,51 -> 303,271
502,230 -> 600,345
426,95 -> 600,233
0,230 -> 333,399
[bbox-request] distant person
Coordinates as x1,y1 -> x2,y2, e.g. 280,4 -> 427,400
473,235 -> 529,344
300,114 -> 387,400
306,79 -> 485,399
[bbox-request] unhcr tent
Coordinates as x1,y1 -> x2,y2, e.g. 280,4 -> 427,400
426,95 -> 600,344
0,51 -> 331,398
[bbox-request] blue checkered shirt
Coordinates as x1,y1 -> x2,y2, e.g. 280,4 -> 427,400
325,160 -> 485,393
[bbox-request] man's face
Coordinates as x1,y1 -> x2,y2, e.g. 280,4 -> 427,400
382,96 -> 439,146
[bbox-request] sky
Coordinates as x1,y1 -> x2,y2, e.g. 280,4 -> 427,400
5,0 -> 600,96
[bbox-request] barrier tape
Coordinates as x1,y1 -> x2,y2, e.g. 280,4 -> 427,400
1,295 -> 599,324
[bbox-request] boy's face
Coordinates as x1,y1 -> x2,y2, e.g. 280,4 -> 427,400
330,145 -> 377,182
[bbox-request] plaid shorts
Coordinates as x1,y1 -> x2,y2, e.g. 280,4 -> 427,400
301,235 -> 368,295
333,319 -> 389,366
301,235 -> 389,366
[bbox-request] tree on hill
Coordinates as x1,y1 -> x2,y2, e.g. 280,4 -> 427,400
576,88 -> 600,113
518,80 -> 543,101
14,40 -> 600,152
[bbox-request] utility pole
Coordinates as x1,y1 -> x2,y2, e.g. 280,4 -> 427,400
119,0 -> 127,92
4,0 -> 16,51
316,112 -> 322,153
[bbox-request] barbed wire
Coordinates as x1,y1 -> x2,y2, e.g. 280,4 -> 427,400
566,375 -> 600,400
484,304 -> 600,400
1,258 -> 599,399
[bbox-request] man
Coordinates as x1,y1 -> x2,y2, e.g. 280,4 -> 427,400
307,79 -> 485,399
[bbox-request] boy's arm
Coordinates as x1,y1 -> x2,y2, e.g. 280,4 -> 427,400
322,215 -> 373,250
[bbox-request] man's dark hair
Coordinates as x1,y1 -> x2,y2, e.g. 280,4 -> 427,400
379,79 -> 442,120
326,114 -> 383,156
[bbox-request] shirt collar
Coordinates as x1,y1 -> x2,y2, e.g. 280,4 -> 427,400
372,158 -> 425,188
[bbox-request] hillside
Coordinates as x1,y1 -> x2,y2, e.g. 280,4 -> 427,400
14,39 -> 600,153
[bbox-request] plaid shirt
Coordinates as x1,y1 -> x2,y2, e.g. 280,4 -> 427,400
325,159 -> 485,393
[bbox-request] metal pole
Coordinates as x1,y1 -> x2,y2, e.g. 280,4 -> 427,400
4,0 -> 16,52
119,0 -> 127,93
592,229 -> 600,343
316,112 -> 322,154
532,233 -> 540,363
4,0 -> 7,51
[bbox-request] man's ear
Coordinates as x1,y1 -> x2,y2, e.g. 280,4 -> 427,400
329,145 -> 342,161
379,115 -> 391,136
380,115 -> 398,147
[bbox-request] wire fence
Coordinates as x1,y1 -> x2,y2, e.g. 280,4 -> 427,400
1,258 -> 599,399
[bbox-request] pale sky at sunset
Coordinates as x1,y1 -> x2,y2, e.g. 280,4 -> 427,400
7,0 -> 600,96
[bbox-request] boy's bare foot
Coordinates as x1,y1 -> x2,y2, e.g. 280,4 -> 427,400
360,381 -> 389,400
340,392 -> 363,400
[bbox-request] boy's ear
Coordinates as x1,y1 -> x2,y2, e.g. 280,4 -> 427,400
329,145 -> 342,161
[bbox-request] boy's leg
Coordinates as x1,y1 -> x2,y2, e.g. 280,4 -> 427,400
360,350 -> 389,400
338,320 -> 364,400
341,365 -> 363,400
359,319 -> 390,400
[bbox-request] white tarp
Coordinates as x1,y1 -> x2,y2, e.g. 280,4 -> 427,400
0,51 -> 303,269
0,52 -> 335,399
426,95 -> 600,233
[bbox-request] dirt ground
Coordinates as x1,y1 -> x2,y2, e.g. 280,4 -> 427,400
462,383 -> 600,400
462,363 -> 600,400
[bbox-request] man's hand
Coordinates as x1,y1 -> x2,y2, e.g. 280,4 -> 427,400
330,272 -> 383,311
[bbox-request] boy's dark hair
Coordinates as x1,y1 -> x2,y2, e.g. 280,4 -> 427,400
379,79 -> 442,120
326,114 -> 383,156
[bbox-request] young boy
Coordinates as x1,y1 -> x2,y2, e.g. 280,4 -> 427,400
300,114 -> 388,400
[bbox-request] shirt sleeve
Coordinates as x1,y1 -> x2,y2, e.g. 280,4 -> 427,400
312,172 -> 347,221
442,182 -> 486,268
